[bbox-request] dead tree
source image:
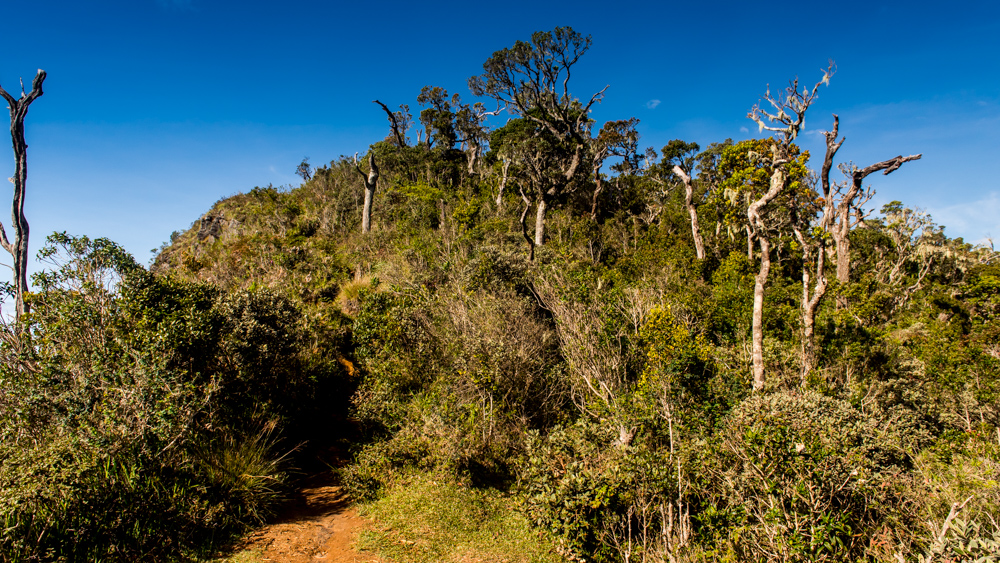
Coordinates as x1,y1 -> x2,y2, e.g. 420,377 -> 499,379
672,166 -> 705,260
746,64 -> 832,392
833,153 -> 921,284
791,115 -> 844,382
353,152 -> 379,234
372,100 -> 410,148
0,70 -> 46,321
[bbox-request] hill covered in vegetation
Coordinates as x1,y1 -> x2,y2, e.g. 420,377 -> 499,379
3,27 -> 999,563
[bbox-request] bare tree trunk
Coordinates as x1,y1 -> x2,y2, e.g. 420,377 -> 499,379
751,233 -> 770,392
795,116 -> 842,382
590,175 -> 603,221
834,231 -> 851,284
0,70 -> 46,322
372,100 -> 407,148
496,158 -> 510,209
672,165 -> 704,260
798,242 -> 827,382
466,143 -> 479,175
748,166 -> 787,392
354,153 -> 379,234
534,197 -> 547,247
361,185 -> 374,233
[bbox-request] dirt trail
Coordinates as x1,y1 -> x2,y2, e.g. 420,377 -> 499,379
236,474 -> 380,563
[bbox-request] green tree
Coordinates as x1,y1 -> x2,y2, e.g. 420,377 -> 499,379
661,140 -> 705,259
721,126 -> 815,391
417,86 -> 459,149
589,118 -> 641,220
470,27 -> 607,255
417,85 -> 494,174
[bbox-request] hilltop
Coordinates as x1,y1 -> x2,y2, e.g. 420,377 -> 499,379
3,27 -> 999,563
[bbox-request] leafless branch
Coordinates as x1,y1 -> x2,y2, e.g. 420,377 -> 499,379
748,62 -> 835,143
372,99 -> 407,148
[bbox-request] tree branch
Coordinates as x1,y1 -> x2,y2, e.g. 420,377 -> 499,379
0,221 -> 12,254
373,99 -> 407,148
855,154 -> 922,181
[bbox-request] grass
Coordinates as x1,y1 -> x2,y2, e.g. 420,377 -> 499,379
214,548 -> 265,563
355,472 -> 563,563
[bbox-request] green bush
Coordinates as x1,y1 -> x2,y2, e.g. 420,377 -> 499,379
520,419 -> 690,563
696,390 -> 911,562
0,234 -> 319,561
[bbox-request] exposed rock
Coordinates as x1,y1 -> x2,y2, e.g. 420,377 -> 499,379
197,214 -> 227,241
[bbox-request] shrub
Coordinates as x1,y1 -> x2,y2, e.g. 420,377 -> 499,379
0,234 -> 317,561
696,390 -> 910,562
519,420 -> 692,563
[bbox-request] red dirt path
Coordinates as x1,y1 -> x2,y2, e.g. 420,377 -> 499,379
235,476 -> 380,563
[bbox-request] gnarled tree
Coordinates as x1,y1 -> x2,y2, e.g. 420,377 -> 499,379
662,140 -> 705,260
372,99 -> 411,148
793,115 -> 921,381
834,153 -> 921,284
0,69 -> 46,321
589,118 -> 640,221
744,65 -> 831,391
470,26 -> 607,255
353,152 -> 379,234
791,115 -> 844,382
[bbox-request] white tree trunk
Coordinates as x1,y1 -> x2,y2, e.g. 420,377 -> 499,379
751,234 -> 770,392
672,165 -> 704,260
747,166 -> 786,392
354,153 -> 379,234
534,197 -> 547,247
496,159 -> 510,209
362,186 -> 374,234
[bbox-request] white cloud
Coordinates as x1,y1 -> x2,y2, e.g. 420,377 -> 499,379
928,191 -> 1000,243
646,99 -> 661,110
739,126 -> 749,134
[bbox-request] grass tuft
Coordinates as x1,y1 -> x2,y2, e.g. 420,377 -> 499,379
192,419 -> 296,525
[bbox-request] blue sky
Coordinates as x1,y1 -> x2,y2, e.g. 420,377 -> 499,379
2,0 -> 999,279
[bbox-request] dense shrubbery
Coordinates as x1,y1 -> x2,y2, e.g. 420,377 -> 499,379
0,234 -> 344,561
138,134 -> 1000,561
7,32 -> 1000,562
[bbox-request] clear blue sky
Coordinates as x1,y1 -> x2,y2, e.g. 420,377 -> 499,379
3,0 -> 999,277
